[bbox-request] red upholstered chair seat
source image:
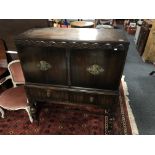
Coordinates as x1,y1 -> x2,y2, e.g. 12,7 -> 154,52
0,86 -> 28,110
0,60 -> 33,123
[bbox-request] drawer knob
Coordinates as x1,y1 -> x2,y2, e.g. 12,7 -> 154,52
104,43 -> 112,50
37,60 -> 52,71
87,64 -> 104,75
117,44 -> 125,51
47,90 -> 51,97
90,97 -> 94,103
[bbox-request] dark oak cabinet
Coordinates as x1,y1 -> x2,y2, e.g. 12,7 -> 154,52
15,28 -> 129,127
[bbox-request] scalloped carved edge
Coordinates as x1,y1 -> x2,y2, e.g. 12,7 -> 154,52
15,39 -> 121,49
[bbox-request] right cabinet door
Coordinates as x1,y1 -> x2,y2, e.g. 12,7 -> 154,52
70,48 -> 126,90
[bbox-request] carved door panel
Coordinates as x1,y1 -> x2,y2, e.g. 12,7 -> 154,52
18,46 -> 67,85
70,48 -> 125,90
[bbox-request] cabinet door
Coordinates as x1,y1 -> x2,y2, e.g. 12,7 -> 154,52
18,46 -> 67,85
70,48 -> 126,90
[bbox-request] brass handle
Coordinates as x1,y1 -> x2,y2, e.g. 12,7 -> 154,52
37,60 -> 52,71
87,64 -> 104,75
47,90 -> 51,97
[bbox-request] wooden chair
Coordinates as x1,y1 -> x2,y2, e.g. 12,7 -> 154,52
0,60 -> 33,122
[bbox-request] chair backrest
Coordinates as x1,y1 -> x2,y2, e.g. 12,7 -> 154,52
8,60 -> 25,87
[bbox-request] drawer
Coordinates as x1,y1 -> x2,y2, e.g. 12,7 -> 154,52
25,86 -> 69,102
69,91 -> 97,105
69,91 -> 118,108
25,86 -> 118,109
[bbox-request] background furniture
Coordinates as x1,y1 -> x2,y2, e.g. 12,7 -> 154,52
71,21 -> 94,28
95,19 -> 116,29
134,20 -> 143,44
127,25 -> 136,35
0,60 -> 33,122
15,28 -> 129,128
136,20 -> 152,56
142,20 -> 155,63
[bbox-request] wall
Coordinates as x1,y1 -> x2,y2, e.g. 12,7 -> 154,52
0,19 -> 49,51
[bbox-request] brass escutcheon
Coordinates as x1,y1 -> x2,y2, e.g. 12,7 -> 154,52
46,90 -> 51,97
87,64 -> 104,75
37,60 -> 52,71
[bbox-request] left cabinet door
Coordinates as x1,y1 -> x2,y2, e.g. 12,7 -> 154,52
17,46 -> 68,86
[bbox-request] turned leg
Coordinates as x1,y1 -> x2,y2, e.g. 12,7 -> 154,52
30,103 -> 37,121
108,109 -> 115,134
112,96 -> 120,134
25,106 -> 33,123
27,98 -> 37,121
0,107 -> 4,118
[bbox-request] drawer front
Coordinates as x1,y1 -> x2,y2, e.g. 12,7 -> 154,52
97,94 -> 118,109
70,48 -> 126,90
25,86 -> 69,102
69,91 -> 117,108
25,86 -> 117,108
69,92 -> 97,105
18,46 -> 67,85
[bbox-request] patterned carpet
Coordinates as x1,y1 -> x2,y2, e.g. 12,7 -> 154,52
0,80 -> 134,135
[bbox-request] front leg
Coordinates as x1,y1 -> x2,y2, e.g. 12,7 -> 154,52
0,107 -> 4,118
30,102 -> 37,121
107,96 -> 119,134
28,98 -> 37,121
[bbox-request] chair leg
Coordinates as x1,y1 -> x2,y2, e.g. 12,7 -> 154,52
0,107 -> 5,118
25,106 -> 33,123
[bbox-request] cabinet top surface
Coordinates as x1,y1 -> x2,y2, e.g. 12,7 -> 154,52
16,28 -> 129,43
